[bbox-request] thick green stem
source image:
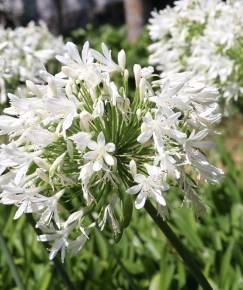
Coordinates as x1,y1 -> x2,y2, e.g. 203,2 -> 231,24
0,232 -> 25,290
144,200 -> 213,290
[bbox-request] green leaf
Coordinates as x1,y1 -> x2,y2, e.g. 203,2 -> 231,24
149,273 -> 160,290
122,195 -> 133,228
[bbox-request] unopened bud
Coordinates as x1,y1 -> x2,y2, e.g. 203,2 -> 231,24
118,49 -> 126,70
49,152 -> 66,177
129,159 -> 137,177
133,64 -> 141,88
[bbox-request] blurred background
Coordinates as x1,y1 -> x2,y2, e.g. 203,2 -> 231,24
0,1 -> 243,290
0,0 -> 173,36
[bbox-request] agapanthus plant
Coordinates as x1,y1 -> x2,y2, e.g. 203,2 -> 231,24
0,21 -> 63,104
148,0 -> 243,109
0,41 -> 223,265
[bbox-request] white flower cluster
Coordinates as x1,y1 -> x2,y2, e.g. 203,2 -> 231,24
0,21 -> 63,104
0,41 -> 223,262
148,0 -> 243,104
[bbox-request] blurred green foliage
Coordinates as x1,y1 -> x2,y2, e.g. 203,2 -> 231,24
0,25 -> 243,290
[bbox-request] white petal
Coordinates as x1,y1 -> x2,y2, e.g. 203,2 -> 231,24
87,140 -> 97,150
14,201 -> 28,220
134,174 -> 146,183
127,184 -> 142,195
170,129 -> 186,142
66,42 -> 81,63
105,143 -> 115,152
145,164 -> 159,176
137,132 -> 152,143
14,165 -> 28,185
97,132 -> 105,145
93,160 -> 103,171
82,41 -> 90,63
63,113 -> 74,131
104,153 -> 114,166
84,151 -> 97,161
37,234 -> 58,242
135,193 -> 146,209
152,190 -> 166,206
49,239 -> 64,260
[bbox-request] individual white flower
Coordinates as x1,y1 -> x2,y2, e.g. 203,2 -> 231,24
0,184 -> 45,220
57,41 -> 102,89
137,111 -> 186,145
91,42 -> 123,73
184,129 -> 214,160
155,147 -> 181,181
37,225 -> 72,263
127,164 -> 168,209
83,132 -> 115,172
0,143 -> 41,184
37,189 -> 65,227
188,150 -> 224,184
69,224 -> 94,256
129,160 -> 137,177
46,96 -> 79,132
99,203 -> 120,236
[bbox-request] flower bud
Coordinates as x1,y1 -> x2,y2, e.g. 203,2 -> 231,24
139,77 -> 146,101
47,77 -> 57,97
36,168 -> 50,183
34,157 -> 50,171
129,160 -> 137,177
79,110 -> 92,131
49,152 -> 66,177
124,69 -> 129,82
118,49 -> 126,70
133,64 -> 141,88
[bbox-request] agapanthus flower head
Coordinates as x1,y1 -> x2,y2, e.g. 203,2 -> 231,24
0,21 -> 64,104
0,41 -> 223,262
148,0 -> 243,107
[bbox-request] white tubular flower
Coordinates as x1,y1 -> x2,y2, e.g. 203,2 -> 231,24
0,21 -> 64,104
0,41 -> 223,261
37,226 -> 71,263
37,189 -> 65,227
148,0 -> 243,108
